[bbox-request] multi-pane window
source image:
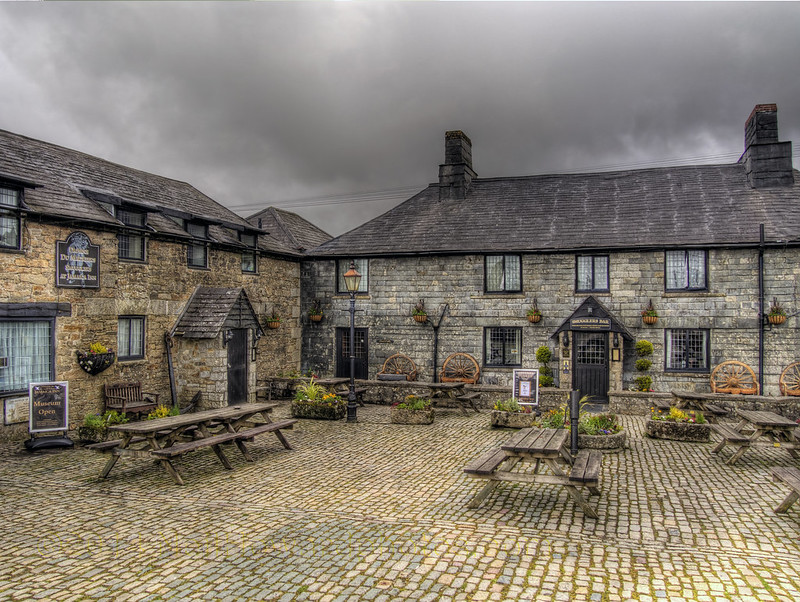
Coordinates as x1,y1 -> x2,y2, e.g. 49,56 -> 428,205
187,222 -> 208,268
118,316 -> 145,360
485,255 -> 522,293
0,320 -> 53,393
576,255 -> 609,292
117,208 -> 146,261
665,329 -> 709,371
0,186 -> 21,250
484,327 -> 522,367
240,233 -> 257,273
336,258 -> 369,293
665,250 -> 707,291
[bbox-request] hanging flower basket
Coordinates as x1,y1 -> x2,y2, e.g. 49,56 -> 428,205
413,314 -> 428,323
768,314 -> 786,325
527,314 -> 541,323
76,351 -> 116,375
642,315 -> 658,325
309,313 -> 323,322
266,320 -> 280,329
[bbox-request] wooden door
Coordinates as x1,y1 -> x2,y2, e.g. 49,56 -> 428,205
227,329 -> 248,405
573,331 -> 609,403
335,328 -> 368,380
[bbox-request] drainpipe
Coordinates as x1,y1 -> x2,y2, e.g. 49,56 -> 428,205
165,332 -> 178,409
758,224 -> 765,394
430,304 -> 449,383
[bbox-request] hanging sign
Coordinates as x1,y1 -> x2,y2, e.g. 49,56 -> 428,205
569,317 -> 611,331
512,369 -> 539,407
29,382 -> 69,434
56,231 -> 100,288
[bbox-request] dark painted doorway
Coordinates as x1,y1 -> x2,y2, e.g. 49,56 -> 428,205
227,328 -> 248,405
573,331 -> 609,403
335,327 -> 368,380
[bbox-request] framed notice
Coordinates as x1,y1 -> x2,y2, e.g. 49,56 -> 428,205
29,382 -> 69,434
512,369 -> 539,407
56,231 -> 100,288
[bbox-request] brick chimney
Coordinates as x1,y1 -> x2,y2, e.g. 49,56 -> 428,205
439,130 -> 477,200
741,104 -> 794,188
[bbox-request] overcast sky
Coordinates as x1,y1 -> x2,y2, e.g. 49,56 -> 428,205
1,2 -> 799,236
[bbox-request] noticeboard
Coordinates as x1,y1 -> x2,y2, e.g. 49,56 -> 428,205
512,369 -> 539,407
29,382 -> 69,434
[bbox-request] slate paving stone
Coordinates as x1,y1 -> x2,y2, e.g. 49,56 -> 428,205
1,406 -> 800,600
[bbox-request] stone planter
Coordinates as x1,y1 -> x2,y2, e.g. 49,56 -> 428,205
645,419 -> 710,442
77,425 -> 108,444
291,400 -> 346,420
490,410 -> 537,429
390,407 -> 434,425
577,429 -> 627,451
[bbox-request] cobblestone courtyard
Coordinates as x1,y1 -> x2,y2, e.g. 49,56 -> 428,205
2,405 -> 800,601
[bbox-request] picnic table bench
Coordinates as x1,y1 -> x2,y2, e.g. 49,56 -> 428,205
464,428 -> 602,519
771,466 -> 800,514
653,390 -> 729,422
88,403 -> 296,485
710,409 -> 799,465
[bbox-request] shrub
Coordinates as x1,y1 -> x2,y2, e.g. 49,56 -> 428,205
634,376 -> 653,392
635,358 -> 652,372
294,378 -> 326,402
635,340 -> 654,357
535,346 -> 552,364
147,405 -> 179,420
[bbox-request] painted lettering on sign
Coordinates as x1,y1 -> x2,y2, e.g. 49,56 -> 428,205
56,232 -> 100,288
29,382 -> 69,433
570,317 -> 611,330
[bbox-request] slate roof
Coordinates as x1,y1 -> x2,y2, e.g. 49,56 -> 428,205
311,163 -> 800,257
170,287 -> 262,339
247,206 -> 332,252
0,129 -> 301,258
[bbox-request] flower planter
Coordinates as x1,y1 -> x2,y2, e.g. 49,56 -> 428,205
645,419 -> 710,442
768,314 -> 786,325
76,351 -> 116,375
642,315 -> 658,325
266,321 -> 281,329
578,429 -> 627,451
309,314 -> 323,322
291,400 -> 346,420
413,314 -> 428,324
77,425 -> 109,444
527,314 -> 541,323
391,407 -> 434,425
490,410 -> 537,429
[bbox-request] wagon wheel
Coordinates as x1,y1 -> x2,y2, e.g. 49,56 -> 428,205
779,362 -> 800,396
382,354 -> 418,381
710,360 -> 758,395
441,353 -> 480,384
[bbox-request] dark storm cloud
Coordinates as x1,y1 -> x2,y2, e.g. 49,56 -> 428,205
1,2 -> 799,235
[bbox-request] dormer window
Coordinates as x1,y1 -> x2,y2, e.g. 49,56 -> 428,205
186,222 -> 208,268
116,207 -> 147,261
240,232 -> 257,273
0,186 -> 22,250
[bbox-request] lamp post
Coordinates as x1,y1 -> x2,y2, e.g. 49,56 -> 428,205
342,260 -> 362,423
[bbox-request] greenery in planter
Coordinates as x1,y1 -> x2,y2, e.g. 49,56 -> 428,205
535,345 -> 554,387
641,299 -> 658,319
78,410 -> 129,442
147,405 -> 180,420
309,299 -> 324,319
391,394 -> 434,424
526,298 -> 542,321
578,412 -> 622,435
493,398 -> 534,414
634,339 -> 654,392
396,394 -> 432,411
412,299 -> 427,318
768,298 -> 787,318
292,379 -> 347,419
650,406 -> 706,424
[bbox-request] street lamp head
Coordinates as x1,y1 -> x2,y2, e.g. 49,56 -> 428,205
343,260 -> 362,293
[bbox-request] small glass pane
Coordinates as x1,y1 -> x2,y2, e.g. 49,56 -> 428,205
577,256 -> 592,290
119,234 -> 144,260
666,251 -> 688,289
187,222 -> 207,238
0,213 -> 20,248
504,255 -> 521,291
593,256 -> 609,289
242,251 -> 256,273
0,187 -> 19,208
188,243 -> 207,267
116,208 -> 145,228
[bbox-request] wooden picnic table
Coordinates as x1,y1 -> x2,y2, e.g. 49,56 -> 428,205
89,402 -> 295,485
464,428 -> 602,519
420,381 -> 481,414
711,409 -> 799,465
669,389 -> 728,419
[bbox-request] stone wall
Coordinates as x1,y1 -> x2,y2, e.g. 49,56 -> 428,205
301,247 -> 799,395
1,221 -> 300,440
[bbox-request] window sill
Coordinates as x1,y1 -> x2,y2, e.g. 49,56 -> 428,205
117,357 -> 146,363
483,365 -> 521,371
119,257 -> 147,264
472,294 -> 526,300
663,292 -> 722,298
664,370 -> 710,375
575,291 -> 610,296
0,247 -> 24,254
188,265 -> 210,271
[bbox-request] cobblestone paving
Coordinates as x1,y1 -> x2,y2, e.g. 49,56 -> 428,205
2,406 -> 800,601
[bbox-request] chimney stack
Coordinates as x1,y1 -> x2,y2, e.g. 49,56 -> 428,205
439,130 -> 477,200
741,104 -> 794,188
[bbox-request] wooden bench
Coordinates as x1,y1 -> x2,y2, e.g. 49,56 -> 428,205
771,466 -> 800,514
457,391 -> 482,413
710,423 -> 751,464
335,387 -> 367,407
464,447 -> 510,476
104,382 -> 160,416
570,450 -> 602,496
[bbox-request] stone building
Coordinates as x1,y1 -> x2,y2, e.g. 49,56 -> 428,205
301,104 -> 799,402
0,129 -> 322,440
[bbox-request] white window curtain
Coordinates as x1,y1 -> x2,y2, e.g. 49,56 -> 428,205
0,321 -> 52,393
577,256 -> 592,289
687,250 -> 705,288
486,255 -> 504,291
666,251 -> 688,289
118,317 -> 144,359
504,255 -> 521,291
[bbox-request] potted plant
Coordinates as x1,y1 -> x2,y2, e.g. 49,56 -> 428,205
641,299 -> 658,325
490,398 -> 537,428
291,378 -> 347,420
633,339 -> 654,392
77,410 -> 129,444
309,299 -> 324,322
577,412 -> 626,451
768,298 -> 787,325
536,345 -> 554,387
412,299 -> 428,323
391,394 -> 434,425
266,312 -> 281,329
645,406 -> 710,442
76,342 -> 116,375
526,298 -> 542,323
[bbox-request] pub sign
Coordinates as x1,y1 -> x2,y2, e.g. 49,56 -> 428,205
56,231 -> 100,288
